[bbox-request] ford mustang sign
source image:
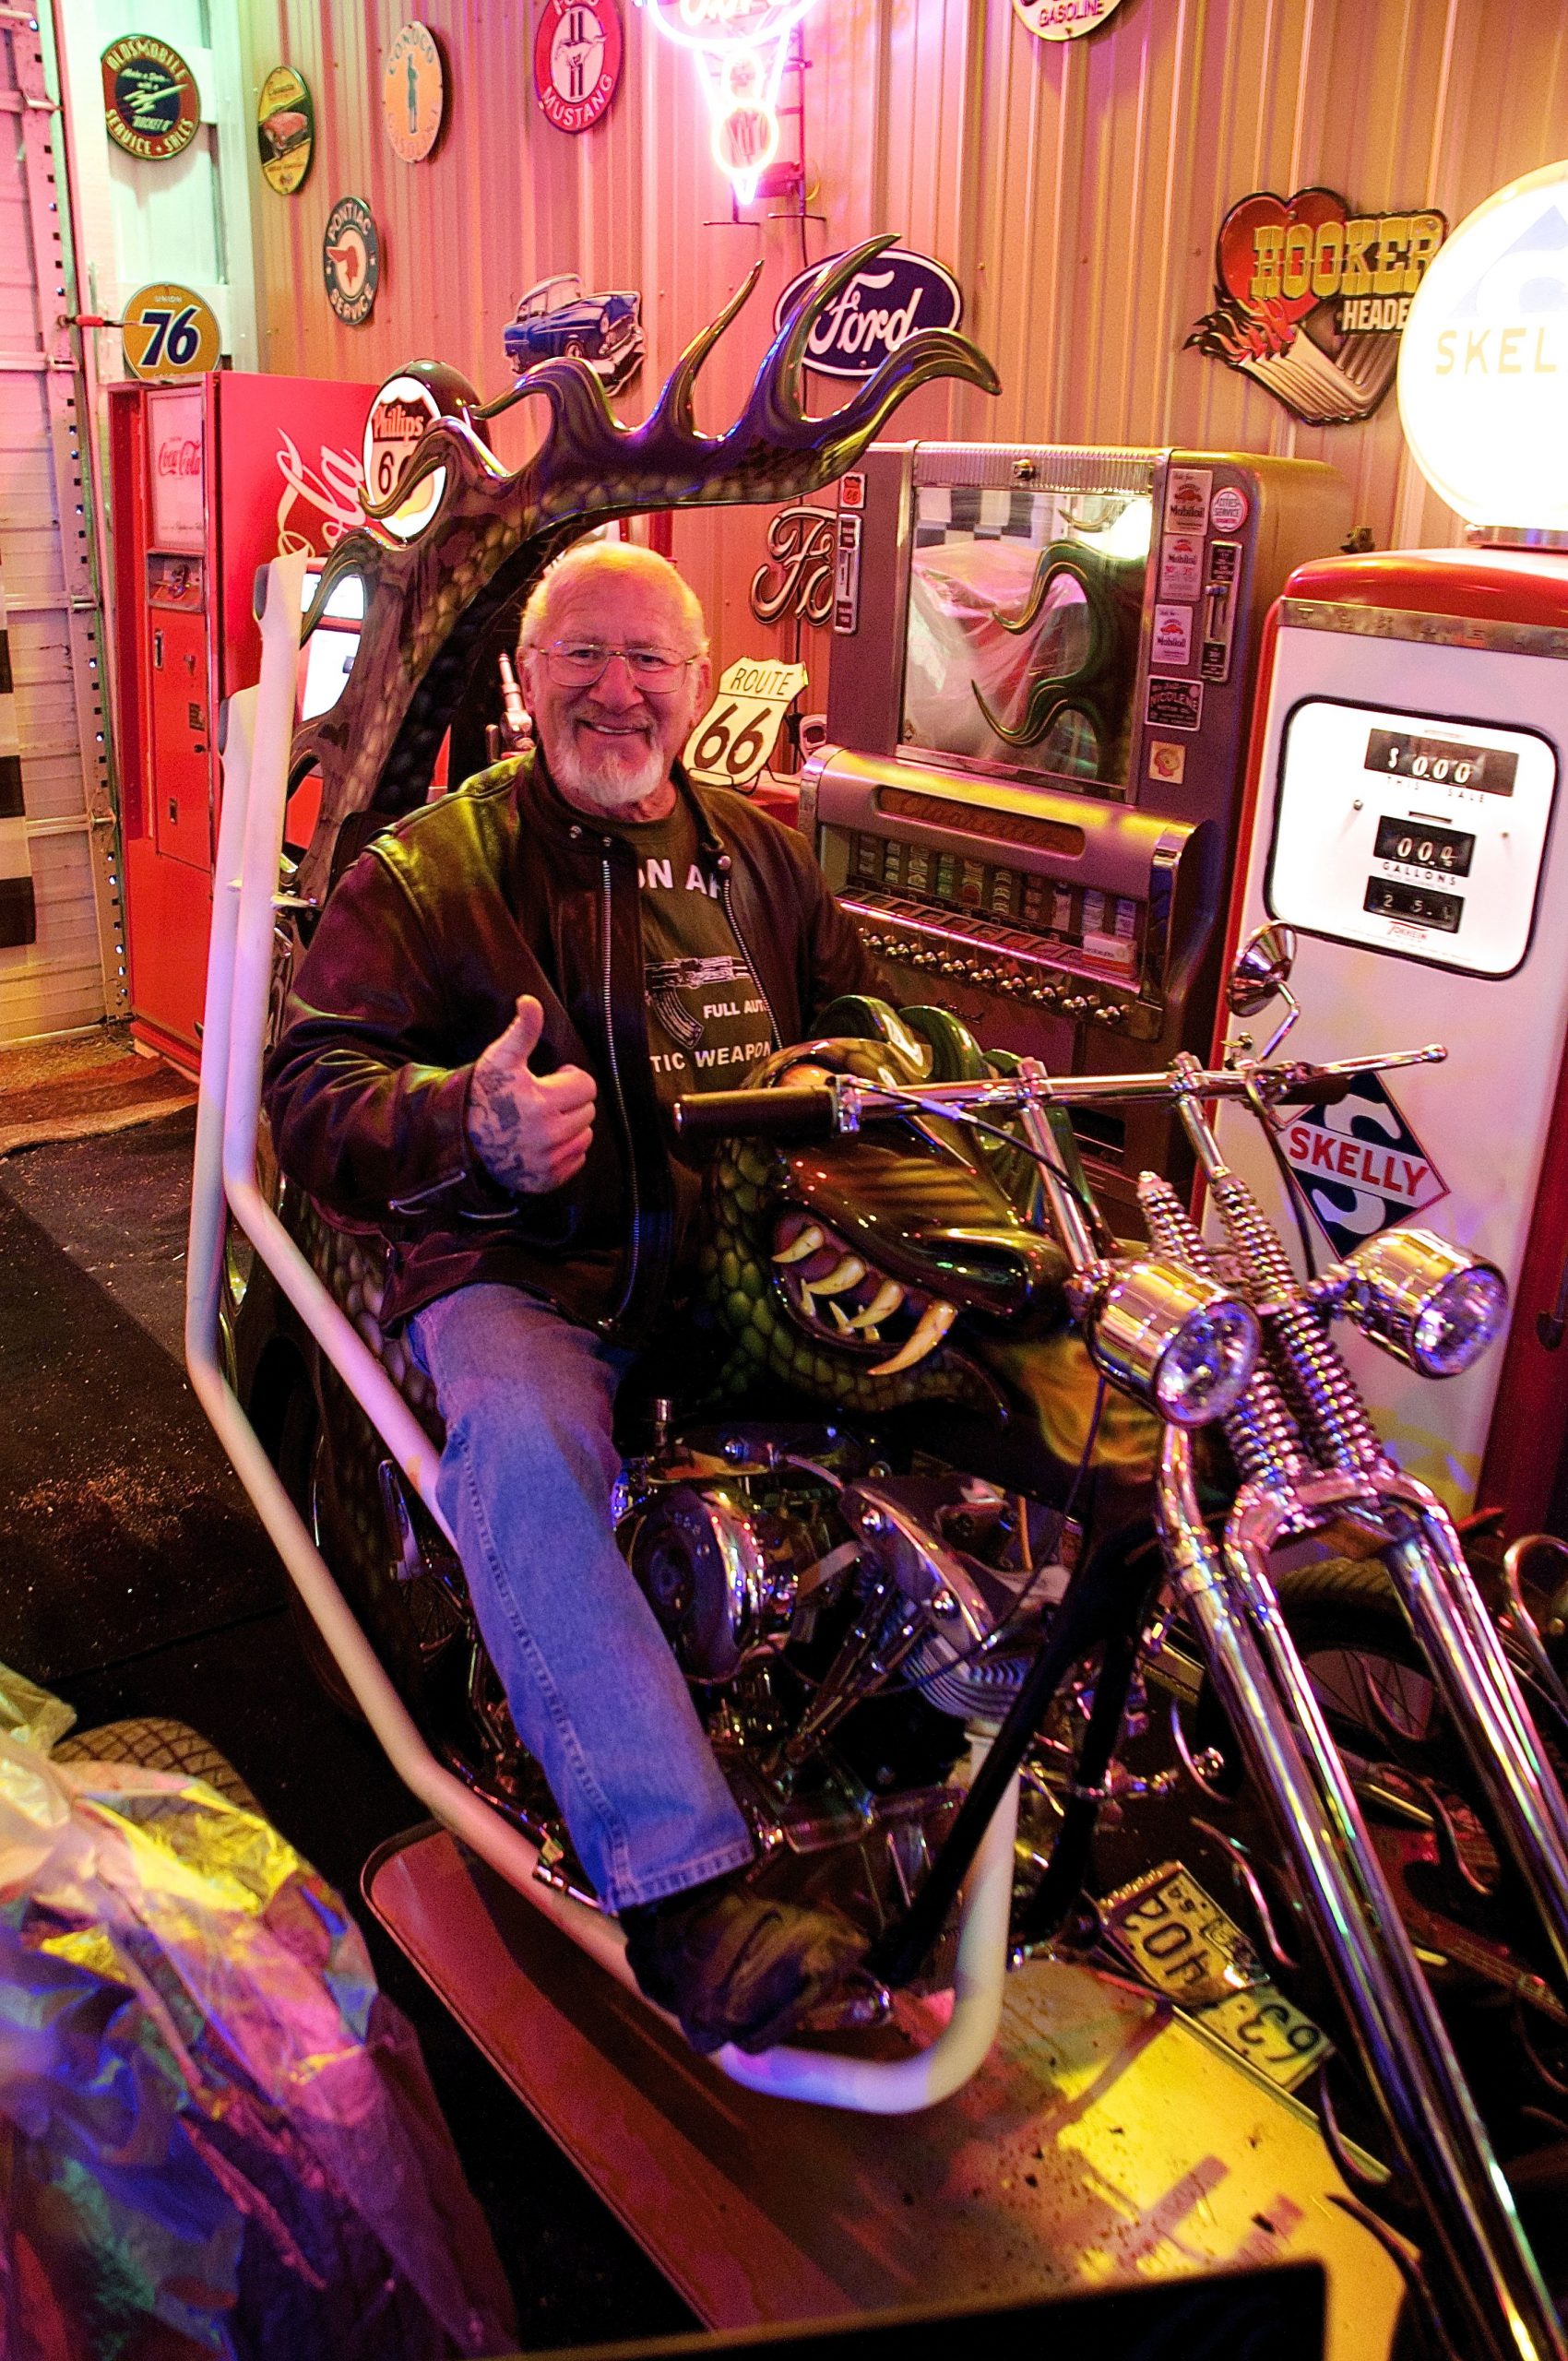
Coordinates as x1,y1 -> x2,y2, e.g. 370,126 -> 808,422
773,246 -> 963,379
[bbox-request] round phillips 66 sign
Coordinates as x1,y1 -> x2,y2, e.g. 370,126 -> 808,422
534,0 -> 623,134
122,283 -> 220,382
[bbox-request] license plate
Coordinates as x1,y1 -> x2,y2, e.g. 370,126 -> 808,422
1196,1984 -> 1333,2093
1102,1861 -> 1266,2008
1101,1861 -> 1332,2093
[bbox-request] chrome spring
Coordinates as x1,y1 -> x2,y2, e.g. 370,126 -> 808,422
1206,1170 -> 1382,1474
1137,1172 -> 1310,1490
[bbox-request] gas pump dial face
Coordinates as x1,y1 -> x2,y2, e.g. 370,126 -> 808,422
1267,698 -> 1556,979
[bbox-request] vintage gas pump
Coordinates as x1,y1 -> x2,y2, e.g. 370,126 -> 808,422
1214,160 -> 1568,1534
108,372 -> 375,1069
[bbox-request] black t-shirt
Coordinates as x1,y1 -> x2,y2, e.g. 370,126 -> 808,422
604,797 -> 777,1149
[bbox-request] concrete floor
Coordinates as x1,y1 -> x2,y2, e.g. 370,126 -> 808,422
0,1103 -> 695,2349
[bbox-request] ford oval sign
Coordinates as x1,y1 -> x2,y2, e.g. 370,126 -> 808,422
774,248 -> 963,380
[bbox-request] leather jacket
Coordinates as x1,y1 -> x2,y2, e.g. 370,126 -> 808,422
263,751 -> 881,1343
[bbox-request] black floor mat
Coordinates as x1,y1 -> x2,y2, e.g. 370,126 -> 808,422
0,1182 -> 284,1680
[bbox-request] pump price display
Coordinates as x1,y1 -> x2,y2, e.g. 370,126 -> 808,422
1366,727 -> 1516,798
1364,876 -> 1464,933
1372,814 -> 1476,877
1269,698 -> 1556,979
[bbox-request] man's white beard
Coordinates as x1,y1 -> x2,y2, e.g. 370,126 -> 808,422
551,719 -> 670,813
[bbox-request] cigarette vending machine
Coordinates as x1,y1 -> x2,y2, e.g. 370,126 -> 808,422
1213,160 -> 1568,1531
108,372 -> 375,1069
803,440 -> 1351,1228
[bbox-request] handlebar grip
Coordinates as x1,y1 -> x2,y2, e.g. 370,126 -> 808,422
671,1085 -> 839,1144
1275,1072 -> 1353,1107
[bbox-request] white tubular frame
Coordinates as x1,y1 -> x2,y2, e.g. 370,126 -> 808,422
185,556 -> 1018,2111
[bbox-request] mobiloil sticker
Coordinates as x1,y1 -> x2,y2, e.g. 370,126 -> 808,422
1277,1071 -> 1447,1260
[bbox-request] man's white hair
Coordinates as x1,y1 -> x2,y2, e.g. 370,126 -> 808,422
518,540 -> 708,654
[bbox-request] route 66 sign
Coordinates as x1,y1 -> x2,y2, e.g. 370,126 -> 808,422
534,0 -> 623,134
684,658 -> 807,792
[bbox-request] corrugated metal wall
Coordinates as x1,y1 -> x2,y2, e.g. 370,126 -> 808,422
240,0 -> 1568,686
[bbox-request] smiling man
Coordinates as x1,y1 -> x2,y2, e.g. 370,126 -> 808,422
265,540 -> 883,2054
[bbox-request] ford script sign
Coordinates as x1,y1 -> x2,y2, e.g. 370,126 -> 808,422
774,248 -> 964,380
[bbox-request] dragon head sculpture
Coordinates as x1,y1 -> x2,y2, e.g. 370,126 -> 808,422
289,236 -> 1000,903
695,997 -> 1161,1482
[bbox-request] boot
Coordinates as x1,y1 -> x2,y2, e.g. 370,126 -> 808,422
621,1872 -> 867,2056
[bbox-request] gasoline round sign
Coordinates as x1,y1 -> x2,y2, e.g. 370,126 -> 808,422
101,35 -> 201,161
534,0 -> 623,134
122,282 -> 221,383
1011,0 -> 1132,36
322,197 -> 381,326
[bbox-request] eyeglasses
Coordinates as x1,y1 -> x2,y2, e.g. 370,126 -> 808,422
533,639 -> 702,692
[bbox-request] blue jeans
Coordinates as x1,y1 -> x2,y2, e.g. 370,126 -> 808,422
407,1284 -> 754,1910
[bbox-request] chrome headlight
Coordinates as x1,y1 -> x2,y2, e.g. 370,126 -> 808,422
1343,1228 -> 1508,1377
1087,1258 -> 1261,1429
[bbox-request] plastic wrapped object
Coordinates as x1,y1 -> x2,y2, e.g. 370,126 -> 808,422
0,1701 -> 515,2360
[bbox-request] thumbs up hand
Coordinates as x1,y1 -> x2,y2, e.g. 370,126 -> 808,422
468,995 -> 597,1194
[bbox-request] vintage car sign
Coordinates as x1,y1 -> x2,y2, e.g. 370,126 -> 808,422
122,282 -> 221,383
101,35 -> 201,162
534,0 -> 624,134
1187,186 -> 1447,426
256,64 -> 315,195
1012,0 -> 1133,38
503,274 -> 644,397
774,248 -> 962,380
383,23 -> 446,162
322,197 -> 381,326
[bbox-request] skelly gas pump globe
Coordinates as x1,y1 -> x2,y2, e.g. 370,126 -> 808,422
1213,158 -> 1568,1529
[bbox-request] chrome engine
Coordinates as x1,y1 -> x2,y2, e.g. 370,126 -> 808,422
614,1420 -> 1075,1987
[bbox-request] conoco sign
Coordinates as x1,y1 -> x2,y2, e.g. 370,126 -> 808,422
773,248 -> 962,380
1187,187 -> 1447,426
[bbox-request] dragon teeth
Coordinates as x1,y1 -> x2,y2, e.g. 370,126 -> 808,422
771,1223 -> 826,1265
806,1254 -> 867,1299
848,1278 -> 905,1331
869,1299 -> 956,1377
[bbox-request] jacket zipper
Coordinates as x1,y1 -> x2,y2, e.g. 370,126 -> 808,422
600,849 -> 641,1322
717,861 -> 781,1048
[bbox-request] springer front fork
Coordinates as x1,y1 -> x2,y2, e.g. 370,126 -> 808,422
1163,1433 -> 1565,2361
1014,1062 -> 1568,2354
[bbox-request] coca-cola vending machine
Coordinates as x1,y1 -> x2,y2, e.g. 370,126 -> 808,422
108,371 -> 375,1068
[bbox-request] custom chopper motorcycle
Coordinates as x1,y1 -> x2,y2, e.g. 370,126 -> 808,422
188,247 -> 1568,2361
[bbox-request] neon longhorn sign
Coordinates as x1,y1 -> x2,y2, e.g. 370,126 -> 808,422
636,0 -> 816,205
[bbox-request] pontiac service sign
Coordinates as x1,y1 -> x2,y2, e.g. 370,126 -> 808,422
774,249 -> 962,381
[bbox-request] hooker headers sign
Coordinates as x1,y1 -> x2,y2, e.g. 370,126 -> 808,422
1277,1072 -> 1447,1263
1188,188 -> 1447,425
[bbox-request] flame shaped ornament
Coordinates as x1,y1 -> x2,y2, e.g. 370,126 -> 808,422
288,237 -> 1000,903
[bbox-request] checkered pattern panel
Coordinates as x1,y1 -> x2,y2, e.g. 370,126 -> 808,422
0,561 -> 35,948
913,486 -> 1044,549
